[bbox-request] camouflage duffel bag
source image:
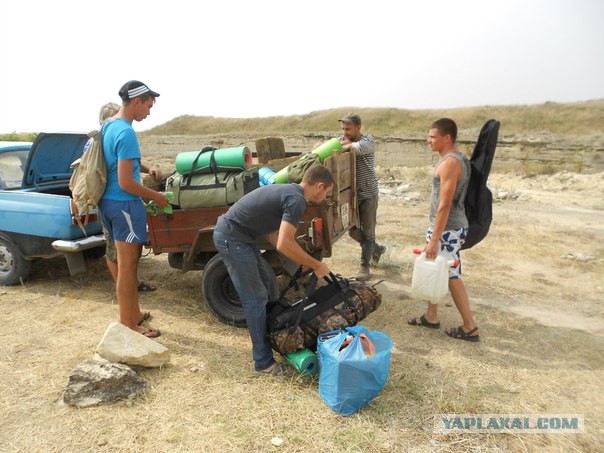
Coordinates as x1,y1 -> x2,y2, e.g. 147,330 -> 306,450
266,271 -> 382,355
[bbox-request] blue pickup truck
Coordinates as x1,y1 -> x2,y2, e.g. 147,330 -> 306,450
0,133 -> 105,285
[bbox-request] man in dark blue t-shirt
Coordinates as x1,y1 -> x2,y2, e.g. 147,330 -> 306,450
213,165 -> 334,376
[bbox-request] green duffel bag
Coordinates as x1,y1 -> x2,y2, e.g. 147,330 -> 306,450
287,152 -> 321,183
166,168 -> 259,208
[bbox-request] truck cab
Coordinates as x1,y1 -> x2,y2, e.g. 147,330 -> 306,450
0,133 -> 105,285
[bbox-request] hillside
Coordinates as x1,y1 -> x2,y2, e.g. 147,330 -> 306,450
2,100 -> 603,143
146,99 -> 604,138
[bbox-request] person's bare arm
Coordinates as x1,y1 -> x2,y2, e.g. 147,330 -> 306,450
275,221 -> 330,278
140,162 -> 162,182
264,231 -> 278,248
118,160 -> 169,207
341,135 -> 375,154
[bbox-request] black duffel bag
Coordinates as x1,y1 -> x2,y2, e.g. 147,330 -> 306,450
266,269 -> 382,355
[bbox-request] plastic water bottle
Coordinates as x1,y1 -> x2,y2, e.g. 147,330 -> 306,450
164,191 -> 174,214
258,167 -> 276,186
411,249 -> 456,302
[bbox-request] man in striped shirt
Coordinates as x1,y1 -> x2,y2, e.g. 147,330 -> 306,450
338,113 -> 385,281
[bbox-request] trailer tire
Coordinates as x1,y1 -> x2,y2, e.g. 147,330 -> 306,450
0,238 -> 32,285
201,253 -> 278,327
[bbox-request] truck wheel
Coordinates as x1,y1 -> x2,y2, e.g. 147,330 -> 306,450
201,253 -> 278,327
0,238 -> 32,285
168,252 -> 184,270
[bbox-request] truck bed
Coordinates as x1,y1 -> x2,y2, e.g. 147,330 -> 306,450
146,150 -> 358,271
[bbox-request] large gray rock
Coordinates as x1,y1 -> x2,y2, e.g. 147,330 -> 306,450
62,358 -> 145,407
96,322 -> 170,368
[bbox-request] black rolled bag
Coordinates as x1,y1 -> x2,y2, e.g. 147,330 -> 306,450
267,270 -> 382,355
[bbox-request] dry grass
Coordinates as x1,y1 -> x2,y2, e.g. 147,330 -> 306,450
144,100 -> 604,139
4,100 -> 603,146
0,132 -> 38,142
1,163 -> 603,452
3,256 -> 601,452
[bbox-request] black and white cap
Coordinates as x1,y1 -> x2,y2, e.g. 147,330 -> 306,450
118,80 -> 160,101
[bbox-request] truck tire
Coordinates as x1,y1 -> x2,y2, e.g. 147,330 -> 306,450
0,238 -> 32,285
168,252 -> 184,270
201,253 -> 278,327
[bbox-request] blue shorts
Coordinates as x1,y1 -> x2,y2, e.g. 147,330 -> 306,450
99,199 -> 148,244
426,227 -> 467,279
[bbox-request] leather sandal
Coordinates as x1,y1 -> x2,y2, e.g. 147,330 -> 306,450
445,326 -> 480,342
407,314 -> 440,329
141,328 -> 161,338
138,281 -> 157,292
137,311 -> 152,326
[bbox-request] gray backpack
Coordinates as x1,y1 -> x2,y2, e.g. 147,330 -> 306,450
69,129 -> 107,230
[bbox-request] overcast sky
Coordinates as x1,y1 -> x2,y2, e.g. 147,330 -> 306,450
1,0 -> 602,133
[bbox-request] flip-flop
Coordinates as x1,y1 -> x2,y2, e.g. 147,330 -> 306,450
141,328 -> 161,338
407,314 -> 440,329
137,311 -> 152,326
445,326 -> 480,342
257,363 -> 295,377
138,281 -> 157,292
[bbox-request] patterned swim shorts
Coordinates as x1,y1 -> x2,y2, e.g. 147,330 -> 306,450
426,227 -> 468,279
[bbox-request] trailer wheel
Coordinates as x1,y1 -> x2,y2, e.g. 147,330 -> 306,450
201,253 -> 278,327
0,238 -> 32,285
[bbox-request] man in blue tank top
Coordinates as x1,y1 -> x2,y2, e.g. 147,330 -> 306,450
213,165 -> 334,376
408,118 -> 480,342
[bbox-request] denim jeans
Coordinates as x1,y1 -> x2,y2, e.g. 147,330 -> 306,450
213,230 -> 275,371
348,195 -> 379,268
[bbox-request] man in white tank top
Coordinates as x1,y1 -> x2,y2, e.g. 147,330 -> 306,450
407,118 -> 480,342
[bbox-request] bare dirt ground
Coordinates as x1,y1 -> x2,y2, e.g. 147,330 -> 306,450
1,146 -> 603,451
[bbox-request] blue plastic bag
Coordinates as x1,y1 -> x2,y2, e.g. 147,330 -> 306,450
317,325 -> 393,416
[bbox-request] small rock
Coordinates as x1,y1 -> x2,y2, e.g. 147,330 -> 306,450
271,437 -> 284,447
561,252 -> 595,262
190,363 -> 205,373
96,322 -> 170,368
62,359 -> 145,407
576,253 -> 595,262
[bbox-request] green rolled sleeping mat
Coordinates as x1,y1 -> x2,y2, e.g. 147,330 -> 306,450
175,146 -> 253,175
285,348 -> 319,376
166,168 -> 260,208
311,137 -> 344,160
